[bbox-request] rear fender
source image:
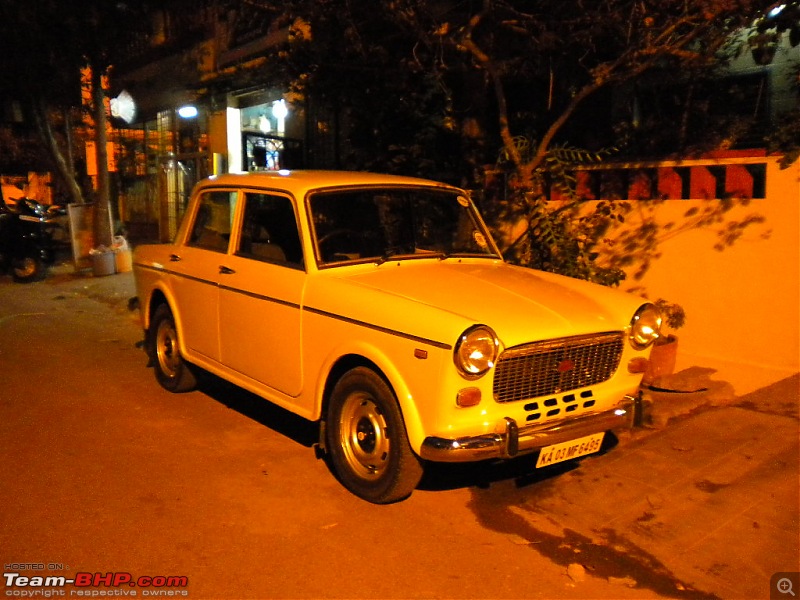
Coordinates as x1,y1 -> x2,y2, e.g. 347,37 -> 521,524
142,284 -> 182,334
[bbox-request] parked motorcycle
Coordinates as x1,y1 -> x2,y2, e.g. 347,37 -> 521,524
0,196 -> 59,283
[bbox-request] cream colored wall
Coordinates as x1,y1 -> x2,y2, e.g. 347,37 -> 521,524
605,157 -> 799,392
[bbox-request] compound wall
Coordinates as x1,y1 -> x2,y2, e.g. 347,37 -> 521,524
589,153 -> 799,393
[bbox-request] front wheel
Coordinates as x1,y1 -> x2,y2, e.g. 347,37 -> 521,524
149,304 -> 197,393
326,367 -> 423,504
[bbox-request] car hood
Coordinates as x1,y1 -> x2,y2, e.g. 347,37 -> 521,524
330,260 -> 644,346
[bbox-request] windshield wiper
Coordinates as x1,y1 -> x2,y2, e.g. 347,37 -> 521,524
375,249 -> 412,265
375,249 -> 450,265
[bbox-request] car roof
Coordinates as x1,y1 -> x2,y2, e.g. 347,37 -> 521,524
196,170 -> 462,196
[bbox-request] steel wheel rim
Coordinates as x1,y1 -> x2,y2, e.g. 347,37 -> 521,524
339,392 -> 390,480
156,320 -> 180,379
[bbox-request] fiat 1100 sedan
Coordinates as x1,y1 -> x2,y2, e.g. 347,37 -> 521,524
133,170 -> 662,503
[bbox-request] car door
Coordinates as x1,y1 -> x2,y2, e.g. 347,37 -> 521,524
169,188 -> 237,362
218,190 -> 306,397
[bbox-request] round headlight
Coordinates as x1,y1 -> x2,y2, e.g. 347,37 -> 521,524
454,325 -> 499,378
630,303 -> 663,350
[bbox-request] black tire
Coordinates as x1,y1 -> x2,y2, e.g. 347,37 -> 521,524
149,304 -> 197,393
326,367 -> 423,504
11,256 -> 46,283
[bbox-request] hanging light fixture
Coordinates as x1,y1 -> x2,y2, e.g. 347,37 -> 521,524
272,99 -> 288,120
110,90 -> 136,124
178,105 -> 198,119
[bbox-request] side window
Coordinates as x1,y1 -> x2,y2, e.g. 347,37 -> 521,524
237,192 -> 304,269
187,190 -> 237,253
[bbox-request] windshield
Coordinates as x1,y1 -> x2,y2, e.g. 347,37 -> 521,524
308,187 -> 500,266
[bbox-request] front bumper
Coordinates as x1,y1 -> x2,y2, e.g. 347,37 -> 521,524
419,395 -> 638,462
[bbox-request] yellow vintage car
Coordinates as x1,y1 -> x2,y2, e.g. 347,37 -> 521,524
133,170 -> 662,503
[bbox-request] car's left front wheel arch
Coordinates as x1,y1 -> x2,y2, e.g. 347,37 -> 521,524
325,366 -> 423,504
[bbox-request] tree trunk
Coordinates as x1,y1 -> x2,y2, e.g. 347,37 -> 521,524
31,98 -> 84,205
62,106 -> 76,187
92,65 -> 113,249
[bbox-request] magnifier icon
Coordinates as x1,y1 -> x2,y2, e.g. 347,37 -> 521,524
778,578 -> 796,596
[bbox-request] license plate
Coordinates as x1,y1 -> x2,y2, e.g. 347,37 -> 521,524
535,432 -> 605,468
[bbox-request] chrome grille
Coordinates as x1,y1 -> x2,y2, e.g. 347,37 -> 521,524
493,332 -> 624,403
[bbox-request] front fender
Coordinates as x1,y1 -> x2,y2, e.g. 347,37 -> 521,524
313,339 -> 443,455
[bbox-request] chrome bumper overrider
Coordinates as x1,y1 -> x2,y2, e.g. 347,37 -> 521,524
419,395 -> 638,462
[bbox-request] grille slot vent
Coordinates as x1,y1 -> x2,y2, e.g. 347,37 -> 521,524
525,390 -> 596,421
493,332 -> 624,403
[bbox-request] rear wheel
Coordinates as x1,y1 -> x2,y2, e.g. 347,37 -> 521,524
149,304 -> 197,392
11,256 -> 45,283
326,367 -> 423,504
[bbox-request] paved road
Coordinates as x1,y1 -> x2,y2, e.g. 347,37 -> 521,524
1,266 -> 797,599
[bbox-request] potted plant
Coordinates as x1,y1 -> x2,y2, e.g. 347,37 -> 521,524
642,298 -> 686,385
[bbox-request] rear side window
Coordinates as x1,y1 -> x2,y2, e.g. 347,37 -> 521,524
236,192 -> 304,269
187,190 -> 237,253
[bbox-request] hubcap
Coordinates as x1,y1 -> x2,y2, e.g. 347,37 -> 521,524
156,320 -> 180,379
339,393 -> 390,480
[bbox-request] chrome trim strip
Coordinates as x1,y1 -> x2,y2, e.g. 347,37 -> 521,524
136,264 -> 218,288
419,396 -> 637,462
218,284 -> 301,309
136,264 -> 300,308
303,306 -> 452,350
134,263 -> 452,350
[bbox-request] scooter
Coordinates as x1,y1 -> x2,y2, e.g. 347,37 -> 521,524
0,196 -> 59,283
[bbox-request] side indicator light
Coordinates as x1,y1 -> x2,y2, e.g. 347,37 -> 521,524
456,387 -> 481,407
414,349 -> 428,360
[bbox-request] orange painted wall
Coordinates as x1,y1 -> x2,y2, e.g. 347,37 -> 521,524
597,156 -> 799,389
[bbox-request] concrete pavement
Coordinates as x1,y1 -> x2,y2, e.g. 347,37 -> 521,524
522,388 -> 799,598
34,260 -> 800,598
45,259 -> 139,314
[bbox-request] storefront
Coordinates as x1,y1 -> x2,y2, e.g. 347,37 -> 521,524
110,5 -> 304,242
114,87 -> 303,242
225,90 -> 304,173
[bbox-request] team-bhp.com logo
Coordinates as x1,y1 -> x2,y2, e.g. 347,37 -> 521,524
3,571 -> 189,597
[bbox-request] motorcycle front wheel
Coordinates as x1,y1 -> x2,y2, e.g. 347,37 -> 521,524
11,256 -> 46,283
